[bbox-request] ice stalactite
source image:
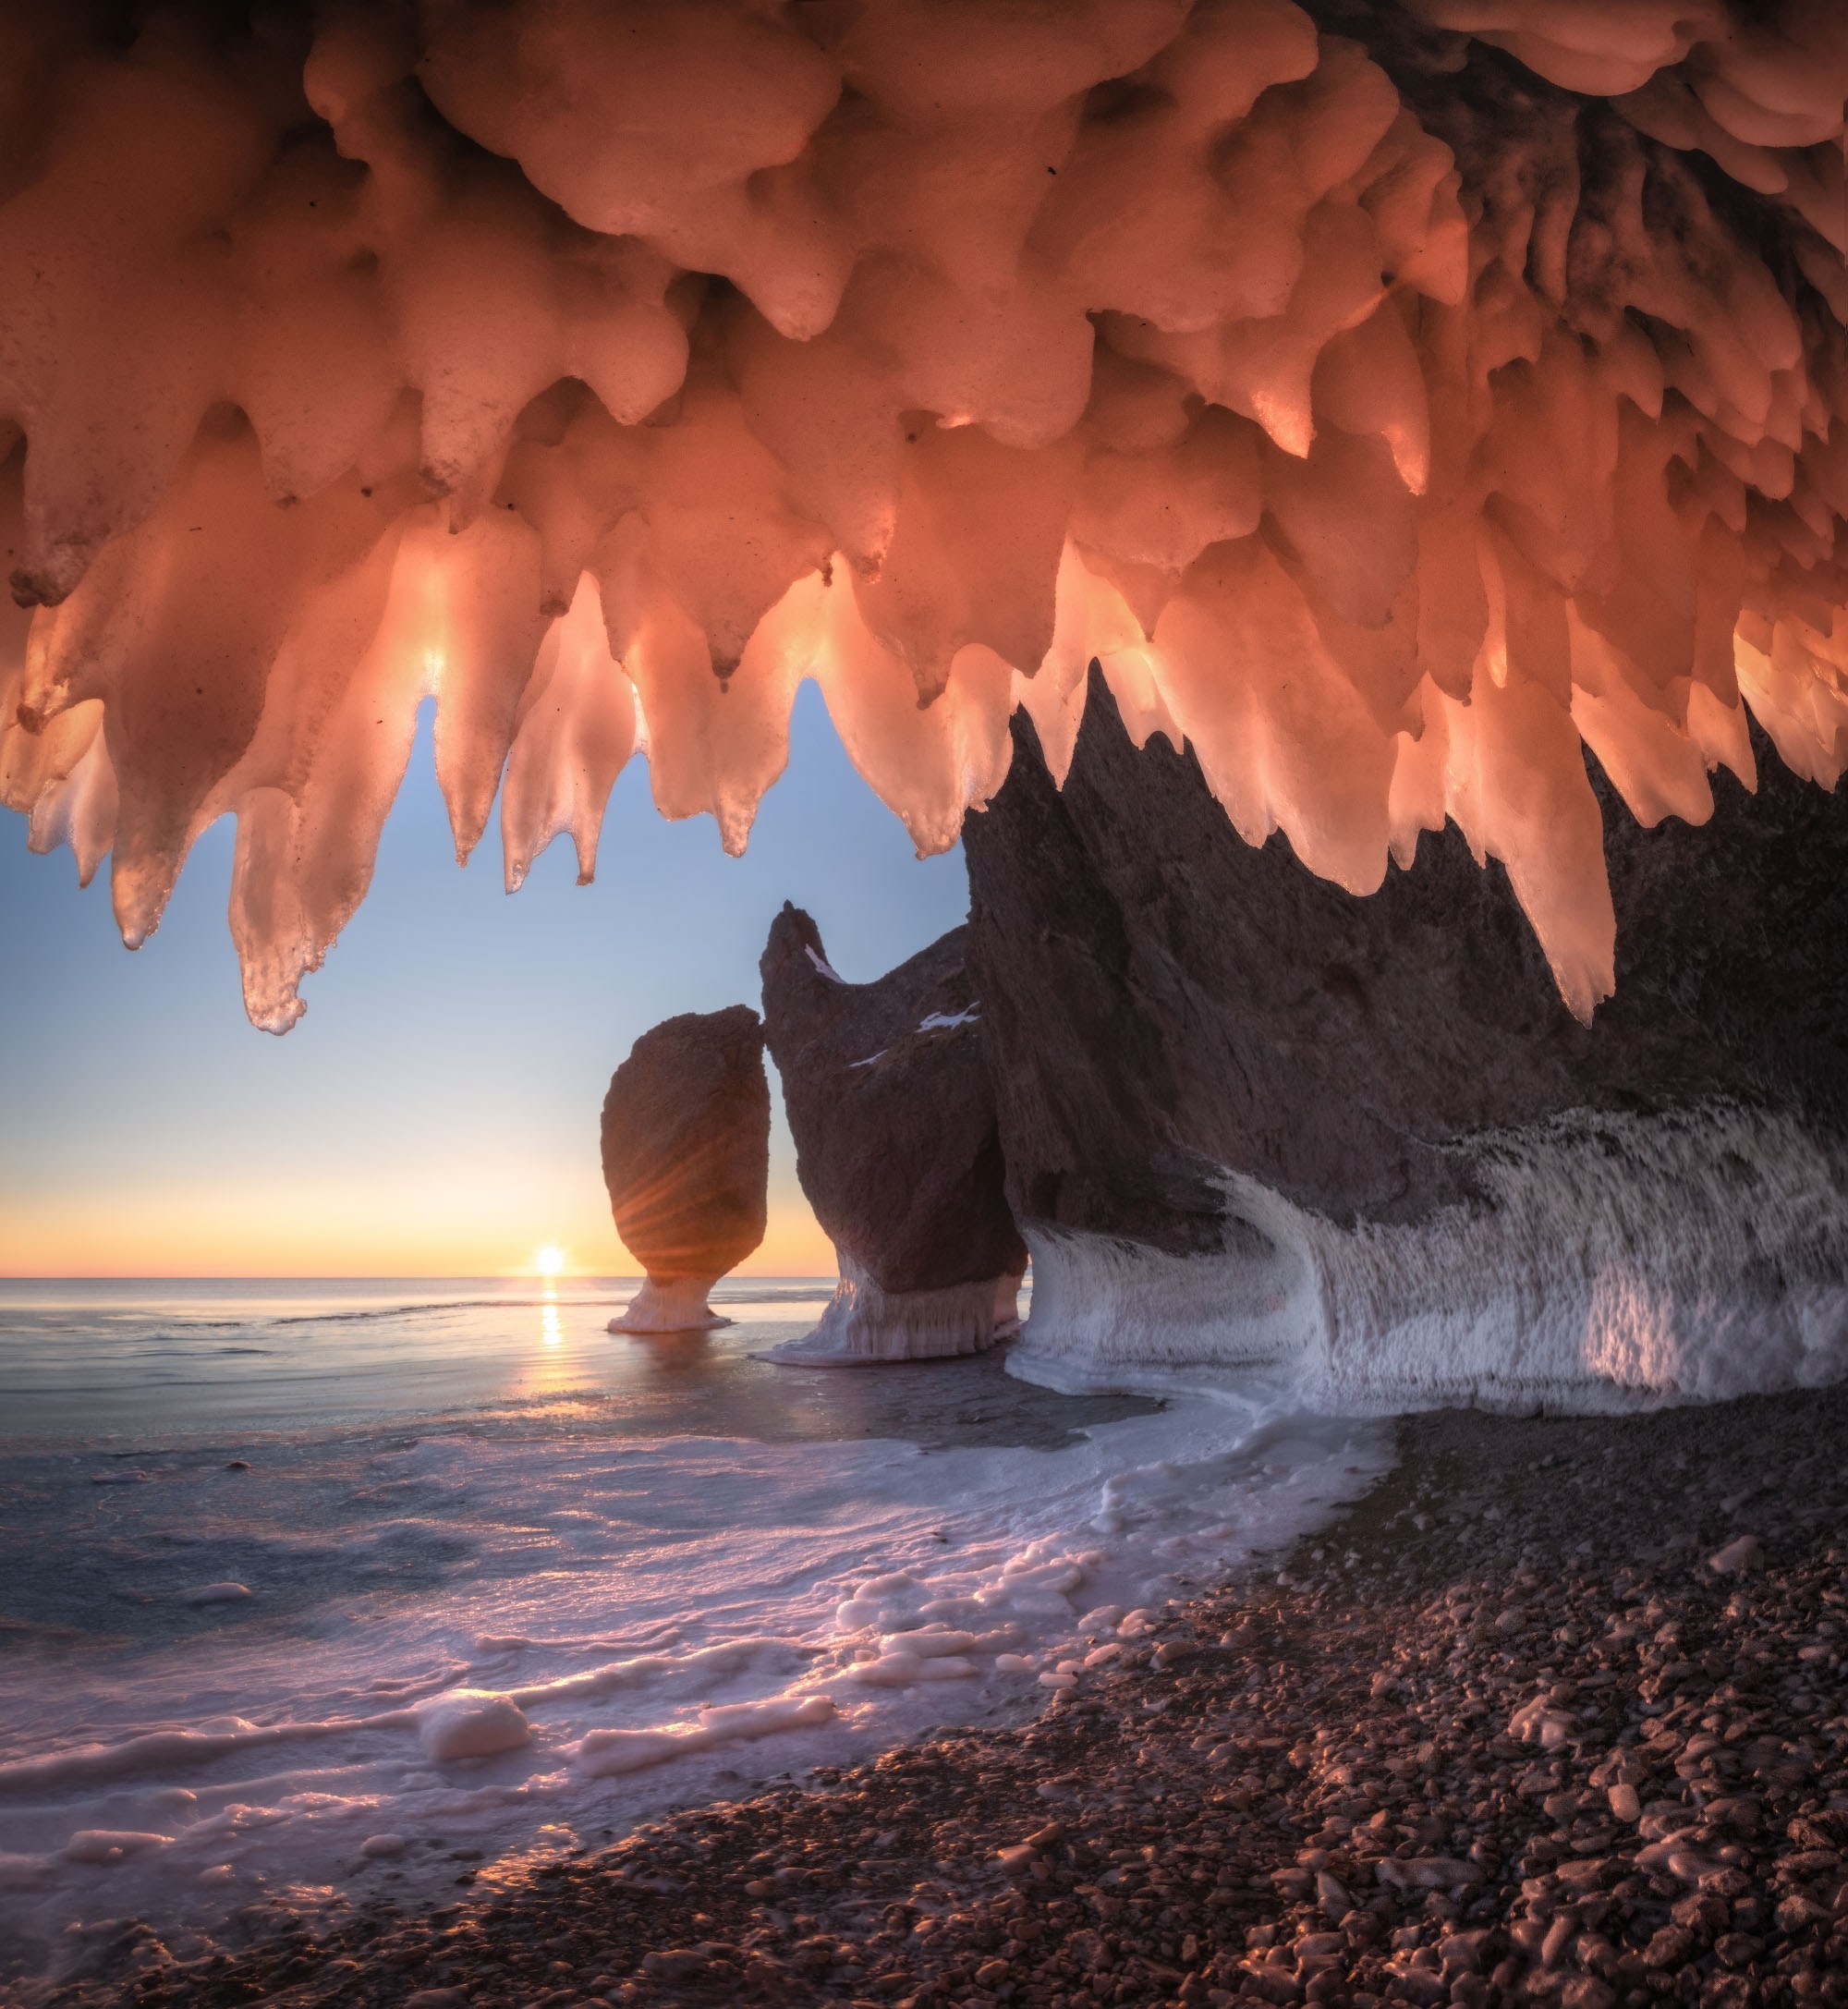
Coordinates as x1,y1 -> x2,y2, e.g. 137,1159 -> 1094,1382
1,0 -> 1847,1023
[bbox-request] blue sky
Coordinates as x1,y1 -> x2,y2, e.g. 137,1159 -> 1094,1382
0,683 -> 969,1276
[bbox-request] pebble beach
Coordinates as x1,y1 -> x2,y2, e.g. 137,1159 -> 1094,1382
31,1385 -> 1848,2009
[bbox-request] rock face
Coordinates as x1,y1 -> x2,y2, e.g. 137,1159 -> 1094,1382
601,1005 -> 770,1333
963,666 -> 1848,1410
760,905 -> 1026,1363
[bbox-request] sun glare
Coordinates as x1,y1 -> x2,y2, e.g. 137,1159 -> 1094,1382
534,1244 -> 566,1279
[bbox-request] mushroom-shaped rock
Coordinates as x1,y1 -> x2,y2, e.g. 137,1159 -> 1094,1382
760,906 -> 1025,1364
963,667 -> 1848,1409
602,1005 -> 770,1333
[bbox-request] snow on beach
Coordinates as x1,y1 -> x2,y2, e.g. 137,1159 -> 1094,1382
0,1280 -> 1385,1981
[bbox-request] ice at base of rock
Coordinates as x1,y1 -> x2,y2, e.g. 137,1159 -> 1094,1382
4,2 -> 1848,1027
1010,1104 -> 1848,1414
767,1258 -> 1021,1367
608,1276 -> 733,1335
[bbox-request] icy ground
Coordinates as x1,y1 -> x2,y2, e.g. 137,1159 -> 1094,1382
0,1278 -> 1385,1983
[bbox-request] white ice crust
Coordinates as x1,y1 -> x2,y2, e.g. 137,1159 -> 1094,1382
1011,1101 -> 1848,1414
765,1256 -> 1023,1365
606,1275 -> 732,1333
413,1687 -> 532,1762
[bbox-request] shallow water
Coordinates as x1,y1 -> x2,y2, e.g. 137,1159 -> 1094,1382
0,1278 -> 1154,1650
0,1278 -> 1384,1984
1,1275 -> 1137,1446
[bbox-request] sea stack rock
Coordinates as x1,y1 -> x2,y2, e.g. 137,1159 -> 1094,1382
963,666 -> 1848,1411
760,906 -> 1026,1364
601,1005 -> 770,1333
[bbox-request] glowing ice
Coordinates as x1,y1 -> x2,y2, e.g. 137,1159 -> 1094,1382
3,2 -> 1848,1023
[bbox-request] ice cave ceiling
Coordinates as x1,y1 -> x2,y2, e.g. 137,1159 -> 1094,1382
1,0 -> 1846,1029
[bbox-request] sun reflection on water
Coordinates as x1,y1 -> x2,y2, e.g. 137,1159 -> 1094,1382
524,1273 -> 582,1404
533,1245 -> 567,1352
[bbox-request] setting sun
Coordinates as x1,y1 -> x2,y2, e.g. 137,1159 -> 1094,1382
533,1245 -> 566,1279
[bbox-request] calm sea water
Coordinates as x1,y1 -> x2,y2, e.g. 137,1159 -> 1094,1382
0,1273 -> 1119,1449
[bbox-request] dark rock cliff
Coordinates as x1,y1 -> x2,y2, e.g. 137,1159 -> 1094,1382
760,904 -> 1026,1362
962,667 -> 1848,1406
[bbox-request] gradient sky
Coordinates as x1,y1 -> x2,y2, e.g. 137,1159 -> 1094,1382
0,684 -> 970,1277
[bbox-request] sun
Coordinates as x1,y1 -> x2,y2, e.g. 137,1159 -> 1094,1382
533,1245 -> 566,1279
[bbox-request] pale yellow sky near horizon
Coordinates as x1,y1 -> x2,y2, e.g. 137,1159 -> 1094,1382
0,1171 -> 837,1280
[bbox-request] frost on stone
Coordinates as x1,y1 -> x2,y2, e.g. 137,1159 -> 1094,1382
3,0 -> 1848,1027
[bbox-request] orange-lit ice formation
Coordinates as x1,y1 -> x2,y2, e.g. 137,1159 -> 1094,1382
2,0 -> 1847,1029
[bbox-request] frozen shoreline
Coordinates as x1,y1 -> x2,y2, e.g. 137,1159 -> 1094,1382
30,1381 -> 1848,2008
0,1284 -> 1385,1990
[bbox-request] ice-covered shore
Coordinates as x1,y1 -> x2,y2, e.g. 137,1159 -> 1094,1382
0,1288 -> 1383,1990
35,1385 -> 1848,2009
